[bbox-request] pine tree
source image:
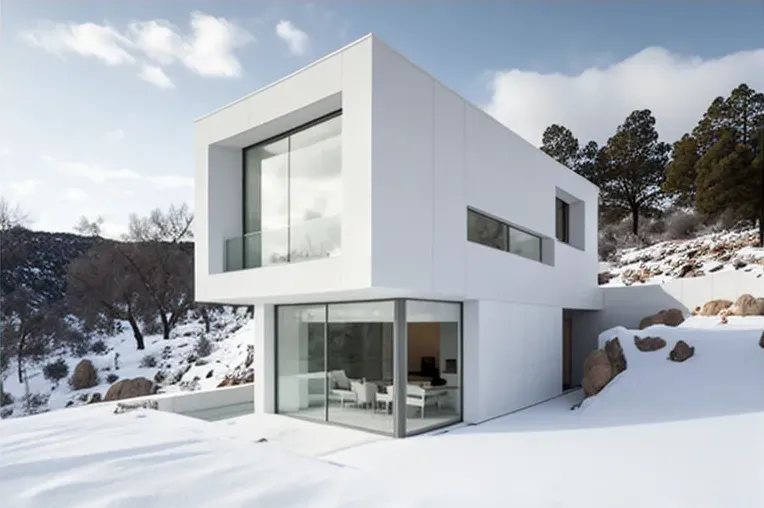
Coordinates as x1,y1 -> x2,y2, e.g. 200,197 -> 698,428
541,124 -> 580,169
593,109 -> 670,235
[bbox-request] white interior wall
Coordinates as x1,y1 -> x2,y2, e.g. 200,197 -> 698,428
463,300 -> 562,424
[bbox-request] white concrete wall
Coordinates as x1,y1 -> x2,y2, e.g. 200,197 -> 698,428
117,384 -> 254,416
463,300 -> 562,423
569,271 -> 764,386
195,37 -> 375,305
368,38 -> 601,310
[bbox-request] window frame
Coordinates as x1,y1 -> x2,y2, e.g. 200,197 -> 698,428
466,208 -> 544,263
556,198 -> 570,244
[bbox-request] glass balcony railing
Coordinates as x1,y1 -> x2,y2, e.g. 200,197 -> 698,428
224,214 -> 341,272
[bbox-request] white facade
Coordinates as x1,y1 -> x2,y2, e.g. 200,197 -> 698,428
195,34 -> 601,430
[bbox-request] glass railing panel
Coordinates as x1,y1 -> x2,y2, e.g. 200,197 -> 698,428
289,214 -> 342,263
223,215 -> 342,272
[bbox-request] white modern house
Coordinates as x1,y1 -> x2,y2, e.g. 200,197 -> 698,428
194,34 -> 602,437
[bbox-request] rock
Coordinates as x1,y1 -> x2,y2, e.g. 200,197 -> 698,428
65,400 -> 74,408
604,337 -> 627,376
70,359 -> 98,390
639,308 -> 685,329
668,340 -> 694,362
245,345 -> 254,368
733,259 -> 747,270
699,299 -> 733,316
598,272 -> 613,285
634,335 -> 667,352
154,370 -> 166,384
87,392 -> 102,404
677,264 -> 698,278
206,370 -> 214,379
104,377 -> 155,402
759,330 -> 764,349
582,350 -> 614,397
730,294 -> 764,316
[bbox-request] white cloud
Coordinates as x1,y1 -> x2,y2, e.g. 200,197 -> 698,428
0,144 -> 11,157
63,187 -> 87,201
485,47 -> 764,147
10,179 -> 44,196
20,12 -> 254,87
138,64 -> 175,88
275,20 -> 309,56
51,159 -> 140,183
21,21 -> 135,66
104,128 -> 125,143
146,175 -> 193,189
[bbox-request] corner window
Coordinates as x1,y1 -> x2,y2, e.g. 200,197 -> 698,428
467,208 -> 543,263
556,198 -> 570,243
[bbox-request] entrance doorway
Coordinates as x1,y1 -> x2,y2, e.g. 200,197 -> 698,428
562,310 -> 573,391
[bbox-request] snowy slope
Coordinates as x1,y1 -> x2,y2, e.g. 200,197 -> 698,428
3,318 -> 763,507
601,228 -> 764,286
1,308 -> 254,419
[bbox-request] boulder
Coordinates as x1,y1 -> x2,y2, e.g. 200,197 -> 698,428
104,377 -> 155,402
699,299 -> 733,317
634,335 -> 667,352
87,392 -> 102,404
730,294 -> 764,316
604,337 -> 627,376
638,308 -> 685,329
70,359 -> 98,390
668,340 -> 695,362
582,350 -> 614,397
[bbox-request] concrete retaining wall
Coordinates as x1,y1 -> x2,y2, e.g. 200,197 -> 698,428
110,384 -> 254,417
570,270 -> 763,385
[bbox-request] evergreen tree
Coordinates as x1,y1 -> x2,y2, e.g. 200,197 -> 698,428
541,124 -> 580,169
663,134 -> 699,206
592,109 -> 670,235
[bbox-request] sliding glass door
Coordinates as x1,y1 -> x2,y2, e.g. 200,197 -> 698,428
276,299 -> 461,437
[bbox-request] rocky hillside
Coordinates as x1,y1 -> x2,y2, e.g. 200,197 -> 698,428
599,228 -> 764,286
1,227 -> 98,307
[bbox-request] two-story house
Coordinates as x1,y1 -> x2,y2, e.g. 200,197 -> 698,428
195,34 -> 601,437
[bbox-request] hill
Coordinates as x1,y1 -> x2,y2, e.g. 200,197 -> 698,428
599,227 -> 764,286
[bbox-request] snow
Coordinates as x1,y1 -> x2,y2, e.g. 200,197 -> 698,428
3,317 -> 763,507
602,227 -> 764,286
1,309 -> 254,418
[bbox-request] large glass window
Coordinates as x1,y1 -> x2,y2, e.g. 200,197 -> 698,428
405,300 -> 462,436
276,299 -> 462,437
232,112 -> 342,271
276,305 -> 327,421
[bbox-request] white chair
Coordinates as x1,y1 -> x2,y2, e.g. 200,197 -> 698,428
375,385 -> 394,413
351,380 -> 378,409
328,370 -> 356,407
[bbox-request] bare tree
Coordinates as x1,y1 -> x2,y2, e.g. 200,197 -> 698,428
74,215 -> 105,237
67,243 -> 147,350
1,287 -> 54,383
0,197 -> 31,232
120,204 -> 195,341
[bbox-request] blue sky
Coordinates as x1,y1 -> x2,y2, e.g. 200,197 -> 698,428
2,1 -> 764,236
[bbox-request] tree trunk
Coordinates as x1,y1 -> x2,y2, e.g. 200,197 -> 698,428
200,306 -> 211,334
631,206 -> 640,236
159,311 -> 171,341
127,314 -> 145,350
16,335 -> 26,384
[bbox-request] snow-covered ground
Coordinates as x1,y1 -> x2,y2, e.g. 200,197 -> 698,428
3,317 -> 763,507
601,228 -> 764,286
1,308 -> 254,418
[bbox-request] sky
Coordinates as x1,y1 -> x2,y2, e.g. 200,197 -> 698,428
2,1 -> 764,238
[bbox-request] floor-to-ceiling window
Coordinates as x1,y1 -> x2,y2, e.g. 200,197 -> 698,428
405,300 -> 462,435
276,299 -> 462,437
227,112 -> 342,271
